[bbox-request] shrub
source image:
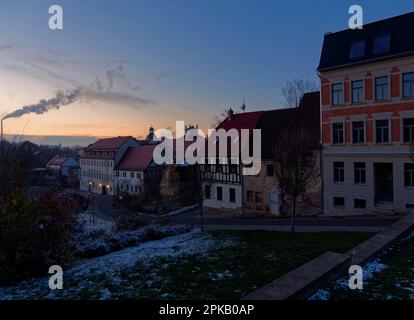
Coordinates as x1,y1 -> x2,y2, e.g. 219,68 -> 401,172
0,190 -> 80,285
114,215 -> 148,232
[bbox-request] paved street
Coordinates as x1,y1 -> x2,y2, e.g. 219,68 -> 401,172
68,189 -> 403,232
167,209 -> 403,232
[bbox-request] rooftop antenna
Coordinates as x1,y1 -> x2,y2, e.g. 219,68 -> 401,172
241,97 -> 246,112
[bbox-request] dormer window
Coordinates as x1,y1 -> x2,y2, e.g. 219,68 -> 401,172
350,40 -> 366,59
373,34 -> 391,55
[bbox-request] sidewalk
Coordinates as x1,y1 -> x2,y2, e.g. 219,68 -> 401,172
205,224 -> 384,233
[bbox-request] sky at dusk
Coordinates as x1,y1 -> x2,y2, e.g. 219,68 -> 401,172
1,0 -> 414,145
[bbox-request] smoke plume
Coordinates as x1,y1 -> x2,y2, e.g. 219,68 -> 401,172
2,65 -> 155,121
2,89 -> 81,120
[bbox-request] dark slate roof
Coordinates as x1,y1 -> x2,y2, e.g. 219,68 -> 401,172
318,12 -> 414,71
257,92 -> 320,159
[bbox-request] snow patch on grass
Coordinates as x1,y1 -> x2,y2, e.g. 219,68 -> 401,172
0,229 -> 236,300
309,258 -> 387,300
309,289 -> 330,301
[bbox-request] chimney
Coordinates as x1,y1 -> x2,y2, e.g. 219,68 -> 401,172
228,108 -> 234,121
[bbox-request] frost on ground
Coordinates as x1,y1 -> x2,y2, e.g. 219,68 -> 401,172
75,213 -> 192,258
79,212 -> 114,234
309,230 -> 414,300
0,229 -> 236,300
309,258 -> 387,301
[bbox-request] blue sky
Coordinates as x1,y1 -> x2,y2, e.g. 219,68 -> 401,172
0,0 -> 413,144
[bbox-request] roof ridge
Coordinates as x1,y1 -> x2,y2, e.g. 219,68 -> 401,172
325,11 -> 414,37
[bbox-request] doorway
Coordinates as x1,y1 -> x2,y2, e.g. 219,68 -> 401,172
374,163 -> 393,204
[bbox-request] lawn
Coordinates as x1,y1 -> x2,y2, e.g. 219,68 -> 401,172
0,230 -> 374,300
311,231 -> 414,300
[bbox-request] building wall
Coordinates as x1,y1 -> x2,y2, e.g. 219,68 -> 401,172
323,154 -> 414,214
114,170 -> 144,195
320,55 -> 414,215
243,161 -> 277,212
200,161 -> 242,210
79,158 -> 115,195
202,182 -> 242,210
79,137 -> 139,196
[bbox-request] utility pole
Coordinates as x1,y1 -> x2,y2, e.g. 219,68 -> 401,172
196,164 -> 205,232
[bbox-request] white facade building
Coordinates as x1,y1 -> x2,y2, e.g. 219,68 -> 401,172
79,136 -> 139,196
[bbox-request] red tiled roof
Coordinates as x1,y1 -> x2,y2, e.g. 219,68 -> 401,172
216,111 -> 263,132
85,136 -> 133,151
115,145 -> 157,171
211,111 -> 263,157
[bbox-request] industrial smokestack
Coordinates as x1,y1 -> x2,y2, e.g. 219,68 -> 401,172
1,118 -> 3,144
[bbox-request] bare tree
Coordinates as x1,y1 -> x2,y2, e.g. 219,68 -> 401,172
212,108 -> 230,128
274,128 -> 320,232
282,79 -> 319,108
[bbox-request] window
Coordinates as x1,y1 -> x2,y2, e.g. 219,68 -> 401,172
332,122 -> 344,144
123,172 -> 127,178
255,192 -> 263,204
266,164 -> 274,177
376,119 -> 389,143
332,83 -> 344,105
350,41 -> 366,59
373,34 -> 391,55
403,118 -> 414,143
352,121 -> 365,144
405,163 -> 414,188
403,73 -> 414,98
215,165 -> 223,173
115,171 -> 120,177
334,162 -> 345,183
217,187 -> 223,201
354,199 -> 367,209
229,188 -> 236,203
130,172 -> 134,178
354,162 -> 366,184
375,76 -> 389,101
205,185 -> 211,199
247,191 -> 254,202
351,80 -> 364,103
333,197 -> 345,207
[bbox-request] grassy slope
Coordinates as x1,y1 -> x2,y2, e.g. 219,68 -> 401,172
324,235 -> 414,300
107,230 -> 373,300
0,230 -> 374,300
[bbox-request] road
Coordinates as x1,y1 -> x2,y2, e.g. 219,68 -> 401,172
167,209 -> 403,232
69,189 -> 403,232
